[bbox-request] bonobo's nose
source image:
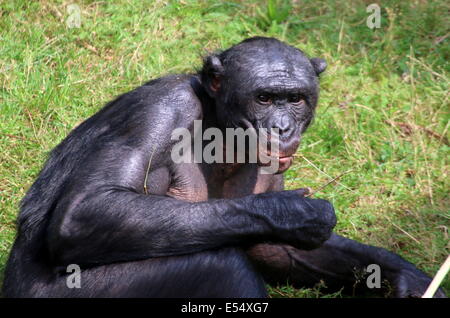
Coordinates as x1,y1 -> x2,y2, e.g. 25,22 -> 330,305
271,114 -> 293,137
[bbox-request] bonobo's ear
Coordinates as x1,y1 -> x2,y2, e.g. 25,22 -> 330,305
310,58 -> 327,76
201,54 -> 225,97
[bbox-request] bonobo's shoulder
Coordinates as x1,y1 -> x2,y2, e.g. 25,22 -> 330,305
110,74 -> 203,129
71,74 -> 202,146
137,74 -> 202,113
142,74 -> 194,92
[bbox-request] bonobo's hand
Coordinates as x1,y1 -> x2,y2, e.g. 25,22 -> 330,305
243,188 -> 337,250
389,268 -> 447,298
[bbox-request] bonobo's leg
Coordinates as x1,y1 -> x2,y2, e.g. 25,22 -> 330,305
248,234 -> 446,298
31,248 -> 267,298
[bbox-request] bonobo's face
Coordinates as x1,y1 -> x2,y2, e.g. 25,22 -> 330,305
201,37 -> 326,173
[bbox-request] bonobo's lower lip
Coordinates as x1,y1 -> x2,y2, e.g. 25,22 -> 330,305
278,156 -> 293,164
277,156 -> 293,173
256,153 -> 295,173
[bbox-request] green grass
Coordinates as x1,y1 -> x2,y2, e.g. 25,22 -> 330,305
0,0 -> 448,297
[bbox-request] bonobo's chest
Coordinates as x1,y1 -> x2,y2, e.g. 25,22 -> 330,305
146,162 -> 279,202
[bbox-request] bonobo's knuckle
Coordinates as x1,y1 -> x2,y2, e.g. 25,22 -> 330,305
320,224 -> 334,241
315,199 -> 337,227
293,230 -> 329,250
311,223 -> 333,244
316,198 -> 334,212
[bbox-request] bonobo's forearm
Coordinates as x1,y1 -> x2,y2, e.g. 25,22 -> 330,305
48,188 -> 335,266
48,189 -> 268,266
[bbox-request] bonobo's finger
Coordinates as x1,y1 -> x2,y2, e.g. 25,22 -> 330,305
291,188 -> 311,197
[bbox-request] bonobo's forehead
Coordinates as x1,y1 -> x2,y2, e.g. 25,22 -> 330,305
222,39 -> 316,91
249,58 -> 315,91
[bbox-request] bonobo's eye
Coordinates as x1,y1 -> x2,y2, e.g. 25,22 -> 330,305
257,94 -> 271,104
288,94 -> 304,105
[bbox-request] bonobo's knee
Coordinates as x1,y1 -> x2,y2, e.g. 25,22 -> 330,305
195,248 -> 267,297
151,248 -> 267,297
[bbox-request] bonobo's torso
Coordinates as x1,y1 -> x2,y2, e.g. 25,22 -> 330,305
156,163 -> 282,202
145,151 -> 283,203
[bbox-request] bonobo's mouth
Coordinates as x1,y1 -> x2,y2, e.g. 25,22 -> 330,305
238,118 -> 298,173
256,152 -> 295,174
261,141 -> 299,173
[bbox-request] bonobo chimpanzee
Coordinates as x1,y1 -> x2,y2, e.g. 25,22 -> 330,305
3,37 -> 445,298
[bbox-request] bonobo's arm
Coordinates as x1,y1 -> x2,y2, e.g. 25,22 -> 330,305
46,78 -> 336,266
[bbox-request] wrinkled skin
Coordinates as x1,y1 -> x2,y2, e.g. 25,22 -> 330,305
3,37 -> 445,298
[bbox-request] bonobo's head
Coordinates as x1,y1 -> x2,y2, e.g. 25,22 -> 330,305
200,37 -> 327,173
